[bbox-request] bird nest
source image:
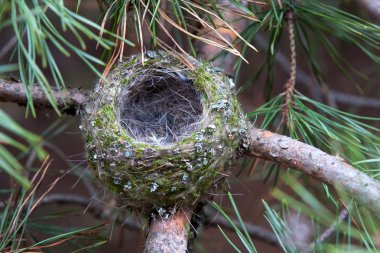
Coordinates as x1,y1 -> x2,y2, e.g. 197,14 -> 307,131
81,51 -> 247,213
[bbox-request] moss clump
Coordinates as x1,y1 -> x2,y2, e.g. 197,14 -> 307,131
81,51 -> 247,213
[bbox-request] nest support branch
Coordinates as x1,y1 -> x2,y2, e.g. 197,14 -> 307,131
144,209 -> 192,253
0,79 -> 89,115
240,127 -> 380,213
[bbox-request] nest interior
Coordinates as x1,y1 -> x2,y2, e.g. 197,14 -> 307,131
81,51 -> 247,214
119,70 -> 203,146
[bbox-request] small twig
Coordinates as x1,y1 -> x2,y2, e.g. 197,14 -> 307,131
27,193 -> 141,230
0,80 -> 89,115
278,10 -> 297,132
330,91 -> 380,108
356,0 -> 380,20
284,11 -> 297,102
306,208 -> 349,251
0,35 -> 19,58
203,205 -> 280,247
318,208 -> 349,243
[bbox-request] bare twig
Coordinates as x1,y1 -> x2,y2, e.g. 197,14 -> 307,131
330,91 -> 380,108
0,80 -> 89,115
279,10 -> 297,131
284,11 -> 297,102
0,193 -> 142,230
240,127 -> 380,213
203,205 -> 280,247
356,0 -> 380,19
0,36 -> 19,58
40,194 -> 141,230
318,208 -> 348,243
306,208 -> 349,251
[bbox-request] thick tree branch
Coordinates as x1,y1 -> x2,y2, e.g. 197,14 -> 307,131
0,80 -> 89,115
240,127 -> 380,213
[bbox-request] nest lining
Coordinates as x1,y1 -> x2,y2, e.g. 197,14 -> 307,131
118,70 -> 203,146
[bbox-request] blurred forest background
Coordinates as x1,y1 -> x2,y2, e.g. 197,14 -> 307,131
0,0 -> 380,252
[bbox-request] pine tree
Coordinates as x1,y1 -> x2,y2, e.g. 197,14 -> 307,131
0,0 -> 379,252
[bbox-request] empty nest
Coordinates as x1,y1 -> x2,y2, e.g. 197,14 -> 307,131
118,69 -> 203,145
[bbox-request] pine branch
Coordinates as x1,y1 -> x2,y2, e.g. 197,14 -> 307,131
240,127 -> 380,213
0,79 -> 89,115
5,80 -> 376,242
2,76 -> 380,248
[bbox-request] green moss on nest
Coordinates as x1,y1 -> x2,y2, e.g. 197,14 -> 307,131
81,51 -> 247,213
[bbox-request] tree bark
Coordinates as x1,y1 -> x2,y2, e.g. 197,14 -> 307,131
0,80 -> 88,115
144,209 -> 191,253
240,127 -> 380,212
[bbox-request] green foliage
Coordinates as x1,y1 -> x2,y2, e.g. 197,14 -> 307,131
0,110 -> 45,187
215,2 -> 380,251
212,192 -> 257,253
294,0 -> 380,84
0,0 -> 132,116
216,176 -> 379,252
235,0 -> 380,91
0,167 -> 107,252
262,200 -> 298,253
269,175 -> 380,252
249,91 -> 380,178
